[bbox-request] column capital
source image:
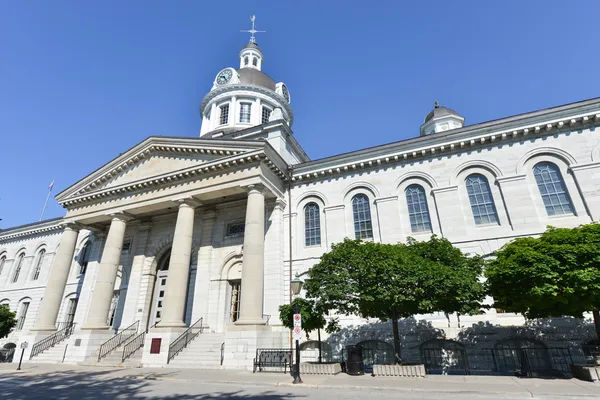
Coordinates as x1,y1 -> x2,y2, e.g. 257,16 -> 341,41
175,197 -> 202,209
273,198 -> 287,211
246,183 -> 266,195
107,211 -> 134,222
60,221 -> 82,232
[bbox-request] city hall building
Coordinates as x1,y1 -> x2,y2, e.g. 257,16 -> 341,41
1,32 -> 600,370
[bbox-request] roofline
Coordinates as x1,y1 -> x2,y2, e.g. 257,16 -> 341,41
295,96 -> 600,170
0,217 -> 64,242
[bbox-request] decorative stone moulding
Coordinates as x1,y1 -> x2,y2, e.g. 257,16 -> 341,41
570,364 -> 600,382
60,151 -> 287,208
372,364 -> 426,377
300,362 -> 342,375
291,112 -> 600,184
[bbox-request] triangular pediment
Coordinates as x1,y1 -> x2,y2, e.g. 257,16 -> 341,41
56,136 -> 270,203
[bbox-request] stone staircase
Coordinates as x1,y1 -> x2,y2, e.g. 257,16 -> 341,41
29,342 -> 69,364
167,333 -> 225,369
95,342 -> 143,368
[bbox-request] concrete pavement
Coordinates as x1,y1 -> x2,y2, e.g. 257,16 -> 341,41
0,363 -> 598,399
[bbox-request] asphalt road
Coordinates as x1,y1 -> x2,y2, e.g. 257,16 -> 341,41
0,375 -> 591,400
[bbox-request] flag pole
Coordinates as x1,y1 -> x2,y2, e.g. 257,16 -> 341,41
40,178 -> 55,221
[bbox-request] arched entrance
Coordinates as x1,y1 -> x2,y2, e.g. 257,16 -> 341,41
494,338 -> 552,376
420,339 -> 467,375
356,340 -> 395,371
150,250 -> 171,326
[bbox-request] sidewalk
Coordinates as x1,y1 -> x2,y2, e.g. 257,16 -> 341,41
1,363 -> 599,398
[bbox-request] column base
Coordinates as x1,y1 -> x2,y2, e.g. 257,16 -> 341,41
156,320 -> 187,329
234,318 -> 266,326
80,324 -> 111,331
141,327 -> 187,367
30,326 -> 58,332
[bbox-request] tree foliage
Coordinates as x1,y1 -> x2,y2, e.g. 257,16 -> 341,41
0,306 -> 17,338
279,297 -> 327,337
485,223 -> 600,338
303,237 -> 486,362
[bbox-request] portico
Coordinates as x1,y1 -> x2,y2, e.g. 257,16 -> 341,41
26,136 -> 290,365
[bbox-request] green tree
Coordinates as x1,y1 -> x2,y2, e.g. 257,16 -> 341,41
304,238 -> 485,363
485,223 -> 600,340
279,297 -> 329,363
0,306 -> 17,338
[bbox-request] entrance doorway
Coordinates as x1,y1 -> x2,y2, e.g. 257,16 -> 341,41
151,251 -> 170,326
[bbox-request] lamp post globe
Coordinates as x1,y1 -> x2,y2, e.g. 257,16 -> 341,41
291,272 -> 303,296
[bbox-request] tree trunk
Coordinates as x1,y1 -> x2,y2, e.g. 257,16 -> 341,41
391,317 -> 401,364
593,310 -> 600,341
317,328 -> 322,364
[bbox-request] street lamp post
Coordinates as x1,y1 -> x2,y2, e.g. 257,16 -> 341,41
291,272 -> 303,384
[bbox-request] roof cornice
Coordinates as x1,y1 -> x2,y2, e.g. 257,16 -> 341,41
0,218 -> 64,242
292,100 -> 600,182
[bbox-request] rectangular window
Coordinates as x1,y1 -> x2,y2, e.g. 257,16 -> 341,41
261,107 -> 272,124
16,302 -> 30,330
239,103 -> 251,123
219,104 -> 229,125
121,238 -> 132,254
65,298 -> 78,326
225,222 -> 245,238
229,280 -> 241,322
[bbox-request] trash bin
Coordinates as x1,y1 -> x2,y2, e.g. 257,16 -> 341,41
345,345 -> 364,375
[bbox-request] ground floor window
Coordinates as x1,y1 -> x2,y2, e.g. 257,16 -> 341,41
229,280 -> 241,322
16,302 -> 30,330
65,298 -> 78,327
107,291 -> 119,328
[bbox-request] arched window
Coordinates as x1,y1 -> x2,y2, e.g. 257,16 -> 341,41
252,57 -> 258,66
533,162 -> 573,216
31,249 -> 45,281
79,241 -> 91,275
304,202 -> 321,246
352,194 -> 373,239
0,256 -> 5,276
12,254 -> 25,283
244,56 -> 249,66
465,174 -> 498,225
405,185 -> 432,233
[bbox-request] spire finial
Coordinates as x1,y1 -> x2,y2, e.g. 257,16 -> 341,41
240,15 -> 265,44
434,100 -> 440,108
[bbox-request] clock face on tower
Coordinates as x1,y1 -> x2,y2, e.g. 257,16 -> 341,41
216,69 -> 233,85
281,84 -> 290,103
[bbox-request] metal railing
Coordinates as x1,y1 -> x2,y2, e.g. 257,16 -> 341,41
30,323 -> 76,359
98,320 -> 140,362
121,322 -> 157,363
167,318 -> 203,363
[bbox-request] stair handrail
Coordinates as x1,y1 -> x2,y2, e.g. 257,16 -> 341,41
167,318 -> 203,363
98,320 -> 140,361
121,322 -> 157,363
30,323 -> 76,359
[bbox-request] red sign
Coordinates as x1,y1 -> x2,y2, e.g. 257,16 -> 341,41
150,338 -> 162,354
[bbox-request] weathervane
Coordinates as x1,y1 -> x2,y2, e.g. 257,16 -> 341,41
240,15 -> 265,44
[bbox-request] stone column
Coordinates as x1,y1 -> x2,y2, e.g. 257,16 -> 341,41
191,210 -> 216,324
236,185 -> 266,325
82,213 -> 130,330
33,224 -> 80,331
158,198 -> 201,328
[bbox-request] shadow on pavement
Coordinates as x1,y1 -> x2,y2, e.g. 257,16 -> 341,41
0,369 -> 303,399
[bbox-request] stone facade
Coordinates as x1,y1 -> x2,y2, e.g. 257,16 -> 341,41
1,36 -> 600,372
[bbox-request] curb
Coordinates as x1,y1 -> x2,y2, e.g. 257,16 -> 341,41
131,375 -> 600,398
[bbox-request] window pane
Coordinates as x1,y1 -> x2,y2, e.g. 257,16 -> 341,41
220,104 -> 229,125
352,194 -> 373,239
239,103 -> 251,123
533,162 -> 573,216
405,185 -> 432,233
0,257 -> 5,276
12,254 -> 24,283
261,107 -> 271,124
32,250 -> 45,280
304,202 -> 321,246
465,174 -> 499,225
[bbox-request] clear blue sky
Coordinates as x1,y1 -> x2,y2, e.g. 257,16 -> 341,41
1,1 -> 599,228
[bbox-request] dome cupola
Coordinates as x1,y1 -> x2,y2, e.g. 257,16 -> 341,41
420,101 -> 465,136
199,16 -> 293,137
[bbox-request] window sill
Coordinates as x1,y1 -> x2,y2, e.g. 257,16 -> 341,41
304,244 -> 322,249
